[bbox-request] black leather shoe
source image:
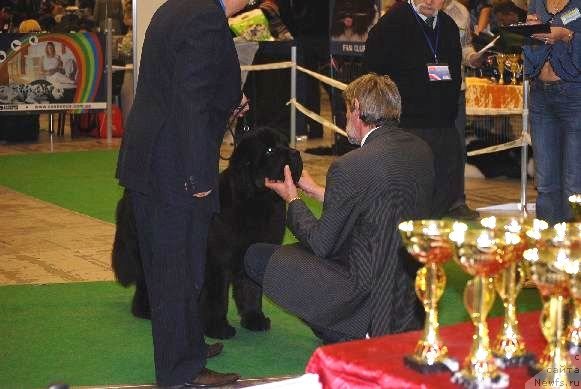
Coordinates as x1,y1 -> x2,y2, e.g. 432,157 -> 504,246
206,342 -> 223,359
446,204 -> 480,220
183,368 -> 240,387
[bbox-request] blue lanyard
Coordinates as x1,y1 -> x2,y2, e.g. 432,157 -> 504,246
410,4 -> 440,63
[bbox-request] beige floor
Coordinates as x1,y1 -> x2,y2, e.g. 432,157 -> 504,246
0,116 -> 536,286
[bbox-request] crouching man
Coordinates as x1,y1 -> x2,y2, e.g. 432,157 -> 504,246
244,73 -> 435,343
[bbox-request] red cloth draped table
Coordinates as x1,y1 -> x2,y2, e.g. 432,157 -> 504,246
306,311 -> 552,388
465,77 -> 524,116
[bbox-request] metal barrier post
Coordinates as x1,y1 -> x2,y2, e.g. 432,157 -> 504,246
106,17 -> 113,143
290,46 -> 297,148
520,80 -> 530,217
48,113 -> 54,152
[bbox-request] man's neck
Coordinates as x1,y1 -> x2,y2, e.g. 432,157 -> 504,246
361,125 -> 380,146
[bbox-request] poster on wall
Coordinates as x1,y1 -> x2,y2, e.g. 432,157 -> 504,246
329,0 -> 382,56
0,33 -> 106,113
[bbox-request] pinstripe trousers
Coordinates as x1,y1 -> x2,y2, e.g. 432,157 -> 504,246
130,190 -> 211,386
244,242 -> 355,344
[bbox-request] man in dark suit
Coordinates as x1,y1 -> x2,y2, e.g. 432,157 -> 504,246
244,74 -> 434,342
364,0 -> 479,219
116,0 -> 250,387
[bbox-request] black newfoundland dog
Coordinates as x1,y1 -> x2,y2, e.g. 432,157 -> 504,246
112,128 -> 303,339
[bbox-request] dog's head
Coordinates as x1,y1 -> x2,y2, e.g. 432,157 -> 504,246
228,128 -> 303,198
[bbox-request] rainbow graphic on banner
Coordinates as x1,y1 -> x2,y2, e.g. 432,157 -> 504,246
36,32 -> 104,104
0,32 -> 105,111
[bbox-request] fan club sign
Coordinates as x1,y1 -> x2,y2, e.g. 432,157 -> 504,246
330,0 -> 382,56
0,33 -> 106,112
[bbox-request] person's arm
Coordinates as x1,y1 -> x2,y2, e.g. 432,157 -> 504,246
293,161 -> 361,258
475,6 -> 491,35
171,10 -> 231,197
298,169 -> 325,202
363,17 -> 396,75
461,17 -> 484,67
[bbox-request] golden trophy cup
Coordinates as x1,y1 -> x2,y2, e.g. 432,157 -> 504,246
569,267 -> 581,353
569,194 -> 581,222
495,54 -> 508,85
506,54 -> 522,85
553,223 -> 581,351
480,216 -> 537,366
399,220 -> 458,373
524,244 -> 578,382
448,224 -> 521,388
528,222 -> 581,354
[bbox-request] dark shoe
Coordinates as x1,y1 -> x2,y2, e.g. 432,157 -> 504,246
447,204 -> 480,220
184,368 -> 240,387
206,342 -> 223,359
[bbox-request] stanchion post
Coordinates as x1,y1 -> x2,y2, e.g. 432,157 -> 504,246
290,46 -> 297,148
520,79 -> 529,217
106,17 -> 113,144
49,112 -> 54,152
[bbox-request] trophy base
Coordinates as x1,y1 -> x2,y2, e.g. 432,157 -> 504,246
493,352 -> 536,368
451,370 -> 509,389
403,355 -> 453,374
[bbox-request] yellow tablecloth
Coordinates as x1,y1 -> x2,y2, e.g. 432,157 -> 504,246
465,77 -> 524,115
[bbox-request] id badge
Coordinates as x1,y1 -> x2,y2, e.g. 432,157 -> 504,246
427,63 -> 452,82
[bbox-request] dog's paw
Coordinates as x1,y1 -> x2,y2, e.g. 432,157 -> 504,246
204,322 -> 237,339
241,312 -> 271,332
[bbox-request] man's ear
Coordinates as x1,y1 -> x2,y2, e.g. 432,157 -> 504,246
353,98 -> 361,118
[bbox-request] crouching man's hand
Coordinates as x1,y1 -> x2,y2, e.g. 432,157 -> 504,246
265,165 -> 300,204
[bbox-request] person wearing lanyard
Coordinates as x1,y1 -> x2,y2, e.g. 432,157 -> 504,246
523,0 -> 580,224
364,0 -> 468,219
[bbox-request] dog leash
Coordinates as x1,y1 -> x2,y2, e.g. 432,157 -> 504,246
220,101 -> 252,161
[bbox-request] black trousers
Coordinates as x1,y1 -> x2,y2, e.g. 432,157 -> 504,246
405,127 -> 463,218
130,190 -> 210,386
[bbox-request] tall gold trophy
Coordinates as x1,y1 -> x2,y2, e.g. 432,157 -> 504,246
480,216 -> 538,366
506,54 -> 522,85
399,220 -> 456,373
524,243 -> 579,382
495,54 -> 508,85
448,224 -> 521,388
569,194 -> 581,222
554,223 -> 581,351
568,262 -> 581,353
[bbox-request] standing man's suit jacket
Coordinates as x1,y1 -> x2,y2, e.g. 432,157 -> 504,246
263,126 -> 435,338
117,0 -> 241,211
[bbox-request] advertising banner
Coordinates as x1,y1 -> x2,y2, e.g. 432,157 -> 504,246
0,32 -> 106,113
329,0 -> 382,56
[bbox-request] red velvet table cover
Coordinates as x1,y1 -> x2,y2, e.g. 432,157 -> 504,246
306,311 -> 549,388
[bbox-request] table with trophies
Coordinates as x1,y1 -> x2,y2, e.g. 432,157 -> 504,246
306,195 -> 581,388
465,53 -> 524,116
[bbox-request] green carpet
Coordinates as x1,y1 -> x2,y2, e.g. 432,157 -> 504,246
0,150 -> 543,388
0,282 -> 318,389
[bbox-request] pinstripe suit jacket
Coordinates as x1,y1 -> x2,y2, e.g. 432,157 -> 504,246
117,0 -> 241,210
263,126 -> 435,338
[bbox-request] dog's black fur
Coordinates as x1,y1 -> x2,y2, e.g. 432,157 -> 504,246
112,128 -> 303,339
